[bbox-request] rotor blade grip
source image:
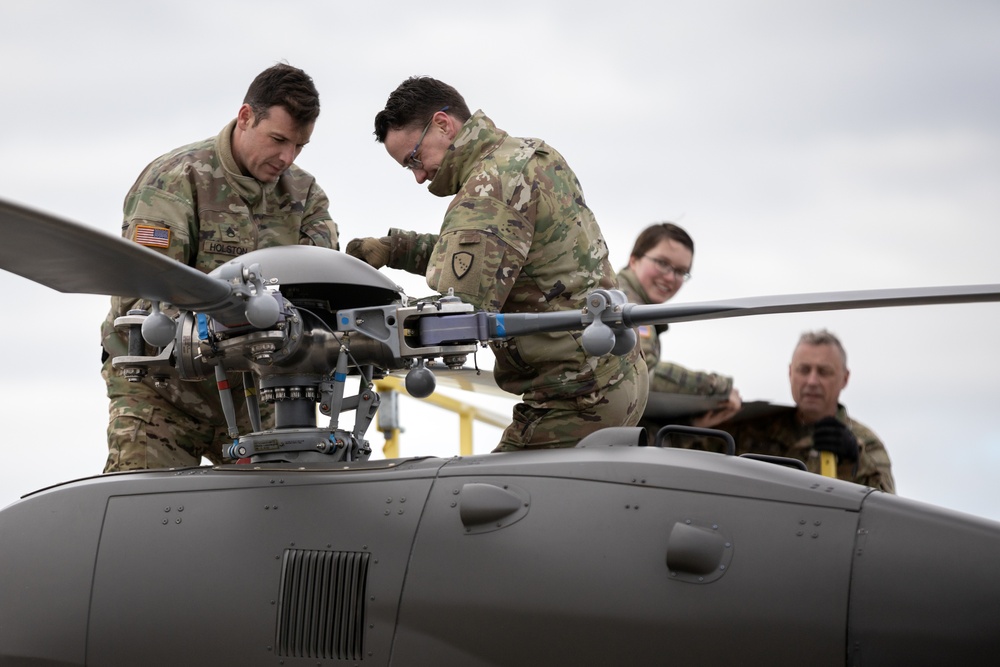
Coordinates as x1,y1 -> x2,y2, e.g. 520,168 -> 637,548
491,311 -> 584,338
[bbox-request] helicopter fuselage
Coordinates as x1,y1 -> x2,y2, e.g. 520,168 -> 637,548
1,430 -> 997,666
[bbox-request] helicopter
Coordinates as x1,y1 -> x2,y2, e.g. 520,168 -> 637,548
2,197 -> 1000,666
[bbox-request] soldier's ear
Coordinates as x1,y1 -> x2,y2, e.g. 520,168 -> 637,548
440,111 -> 461,141
236,104 -> 254,131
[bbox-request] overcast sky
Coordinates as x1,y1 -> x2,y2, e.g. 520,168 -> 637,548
1,0 -> 999,520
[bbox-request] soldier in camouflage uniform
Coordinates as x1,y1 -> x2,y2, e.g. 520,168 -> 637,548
618,223 -> 741,432
101,63 -> 338,472
715,330 -> 895,492
348,76 -> 647,451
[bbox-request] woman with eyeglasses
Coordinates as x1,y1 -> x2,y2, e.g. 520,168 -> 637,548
617,222 -> 742,430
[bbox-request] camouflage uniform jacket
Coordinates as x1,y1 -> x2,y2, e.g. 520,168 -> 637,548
719,404 -> 896,492
617,266 -> 732,397
617,267 -> 668,363
384,110 -> 640,401
101,119 -> 338,359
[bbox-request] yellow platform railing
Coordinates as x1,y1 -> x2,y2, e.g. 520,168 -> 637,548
373,376 -> 510,458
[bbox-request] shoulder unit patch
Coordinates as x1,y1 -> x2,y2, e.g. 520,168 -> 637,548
452,251 -> 474,279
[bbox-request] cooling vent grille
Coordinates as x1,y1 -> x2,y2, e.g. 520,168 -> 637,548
275,549 -> 370,660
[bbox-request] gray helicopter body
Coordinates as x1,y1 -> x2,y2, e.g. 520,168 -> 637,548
2,199 -> 999,665
3,431 -> 998,666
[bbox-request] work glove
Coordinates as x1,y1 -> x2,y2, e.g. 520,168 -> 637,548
346,236 -> 392,269
812,416 -> 859,463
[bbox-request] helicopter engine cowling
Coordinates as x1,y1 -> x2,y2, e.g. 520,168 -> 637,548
208,244 -> 403,326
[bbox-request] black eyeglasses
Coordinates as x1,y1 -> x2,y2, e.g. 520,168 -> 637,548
403,105 -> 449,171
643,255 -> 691,281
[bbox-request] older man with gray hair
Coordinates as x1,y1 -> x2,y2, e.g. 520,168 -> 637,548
718,329 -> 895,492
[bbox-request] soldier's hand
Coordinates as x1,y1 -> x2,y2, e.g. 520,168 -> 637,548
812,416 -> 859,462
691,388 -> 742,428
346,236 -> 391,269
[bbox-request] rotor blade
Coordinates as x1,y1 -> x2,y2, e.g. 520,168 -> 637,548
643,395 -> 794,422
642,392 -> 734,420
622,284 -> 1000,326
493,284 -> 1000,337
0,198 -> 231,309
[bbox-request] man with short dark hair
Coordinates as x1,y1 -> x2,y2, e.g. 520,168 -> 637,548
349,76 -> 647,451
101,63 -> 338,472
720,330 -> 895,492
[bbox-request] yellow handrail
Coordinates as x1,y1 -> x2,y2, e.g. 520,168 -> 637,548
373,376 -> 510,458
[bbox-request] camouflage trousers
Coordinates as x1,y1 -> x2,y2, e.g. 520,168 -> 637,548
102,359 -> 272,472
494,355 -> 649,452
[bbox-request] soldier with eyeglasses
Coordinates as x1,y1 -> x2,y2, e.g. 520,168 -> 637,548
617,222 -> 742,430
347,76 -> 647,452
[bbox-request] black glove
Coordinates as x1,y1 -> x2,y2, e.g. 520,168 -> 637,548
812,416 -> 859,463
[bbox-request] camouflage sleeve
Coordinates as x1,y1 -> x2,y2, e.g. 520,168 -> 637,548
849,424 -> 896,493
386,228 -> 440,275
423,228 -> 526,310
636,326 -> 659,364
122,182 -> 196,265
649,361 -> 734,396
616,275 -> 662,365
299,181 -> 338,250
103,181 -> 196,353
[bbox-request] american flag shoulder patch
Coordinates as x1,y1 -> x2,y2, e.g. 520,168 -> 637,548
134,225 -> 171,248
638,325 -> 654,339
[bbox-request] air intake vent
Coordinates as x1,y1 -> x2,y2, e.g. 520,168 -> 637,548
276,549 -> 370,660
